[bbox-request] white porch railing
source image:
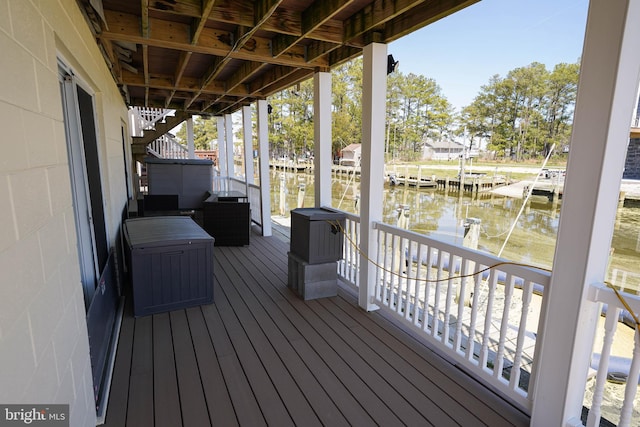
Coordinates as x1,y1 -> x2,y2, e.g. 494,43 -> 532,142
335,209 -> 361,291
585,283 -> 640,427
332,214 -> 640,423
129,107 -> 175,137
147,134 -> 188,159
333,213 -> 551,413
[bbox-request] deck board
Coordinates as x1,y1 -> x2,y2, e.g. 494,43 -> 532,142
103,229 -> 530,427
152,313 -> 182,427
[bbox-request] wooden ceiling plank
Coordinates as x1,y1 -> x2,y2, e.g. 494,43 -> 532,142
382,0 -> 479,43
226,61 -> 265,92
343,0 -> 426,42
191,0 -> 217,44
271,0 -> 351,59
149,0 -> 202,17
101,10 -> 327,68
141,0 -> 149,38
306,40 -> 341,63
302,0 -> 352,34
246,65 -> 297,94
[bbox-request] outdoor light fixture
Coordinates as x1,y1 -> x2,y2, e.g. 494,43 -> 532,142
387,54 -> 398,74
267,104 -> 273,114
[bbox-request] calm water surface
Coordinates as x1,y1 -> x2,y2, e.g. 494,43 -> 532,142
270,170 -> 640,293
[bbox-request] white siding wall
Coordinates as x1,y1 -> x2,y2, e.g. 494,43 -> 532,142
0,0 -> 129,425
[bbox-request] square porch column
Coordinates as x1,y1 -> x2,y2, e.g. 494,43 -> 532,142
257,99 -> 272,236
531,0 -> 640,424
242,105 -> 255,186
224,113 -> 234,180
215,116 -> 226,177
358,42 -> 387,311
186,117 -> 195,159
313,71 -> 332,208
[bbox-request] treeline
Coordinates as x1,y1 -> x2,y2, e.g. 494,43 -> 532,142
178,58 -> 579,162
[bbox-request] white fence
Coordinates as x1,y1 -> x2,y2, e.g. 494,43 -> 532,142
336,210 -> 361,291
332,213 -> 640,422
585,283 -> 640,427
333,211 -> 551,413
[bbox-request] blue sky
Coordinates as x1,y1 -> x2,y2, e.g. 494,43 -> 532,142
389,0 -> 589,112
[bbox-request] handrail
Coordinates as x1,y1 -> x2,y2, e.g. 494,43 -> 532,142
129,107 -> 175,137
147,134 -> 187,159
585,283 -> 640,427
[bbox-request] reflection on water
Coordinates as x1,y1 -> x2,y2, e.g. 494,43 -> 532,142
270,170 -> 640,293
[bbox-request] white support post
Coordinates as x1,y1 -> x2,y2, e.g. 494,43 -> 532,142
186,117 -> 195,159
532,1 -> 640,425
224,114 -> 234,179
242,105 -> 254,186
257,100 -> 272,236
213,116 -> 225,191
313,71 -> 332,208
358,42 -> 387,311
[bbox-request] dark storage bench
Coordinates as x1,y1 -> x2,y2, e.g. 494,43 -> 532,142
124,216 -> 214,317
203,191 -> 250,246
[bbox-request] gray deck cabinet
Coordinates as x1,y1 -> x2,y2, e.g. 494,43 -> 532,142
124,216 -> 214,317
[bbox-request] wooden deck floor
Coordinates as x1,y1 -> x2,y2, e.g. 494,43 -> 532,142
103,230 -> 529,426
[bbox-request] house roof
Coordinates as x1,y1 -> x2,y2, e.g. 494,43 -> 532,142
342,143 -> 362,152
76,0 -> 479,116
424,139 -> 465,150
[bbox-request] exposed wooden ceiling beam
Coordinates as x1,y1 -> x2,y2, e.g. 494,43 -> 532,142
271,0 -> 353,58
343,0 -> 425,42
100,11 -> 327,68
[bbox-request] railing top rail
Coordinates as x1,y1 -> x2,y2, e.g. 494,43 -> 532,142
373,220 -> 552,284
324,207 -> 360,223
589,281 -> 640,311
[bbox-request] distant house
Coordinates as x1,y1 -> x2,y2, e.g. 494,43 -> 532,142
340,143 -> 362,165
422,139 -> 466,160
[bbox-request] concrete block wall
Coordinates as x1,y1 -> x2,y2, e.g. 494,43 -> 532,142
0,0 -> 130,425
623,138 -> 640,179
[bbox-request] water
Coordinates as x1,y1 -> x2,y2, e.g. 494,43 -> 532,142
270,170 -> 640,293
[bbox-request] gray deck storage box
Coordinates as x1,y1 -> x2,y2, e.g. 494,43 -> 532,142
146,157 -> 213,209
290,208 -> 345,264
124,216 -> 214,317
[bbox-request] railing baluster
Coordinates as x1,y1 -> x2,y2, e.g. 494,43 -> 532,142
443,253 -> 456,348
495,273 -> 514,382
454,258 -> 469,353
413,242 -> 424,326
381,230 -> 390,307
466,262 -> 484,363
481,269 -> 498,371
509,280 -> 533,392
431,249 -> 444,340
422,246 -> 433,334
402,238 -> 414,319
587,305 -> 620,427
619,329 -> 640,426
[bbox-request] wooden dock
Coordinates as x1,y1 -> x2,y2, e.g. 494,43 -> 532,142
436,176 -> 510,193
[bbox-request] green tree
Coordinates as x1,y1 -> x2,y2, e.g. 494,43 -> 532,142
175,115 -> 218,149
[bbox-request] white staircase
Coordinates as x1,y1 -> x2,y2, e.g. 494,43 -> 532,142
147,134 -> 188,159
129,107 -> 176,137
